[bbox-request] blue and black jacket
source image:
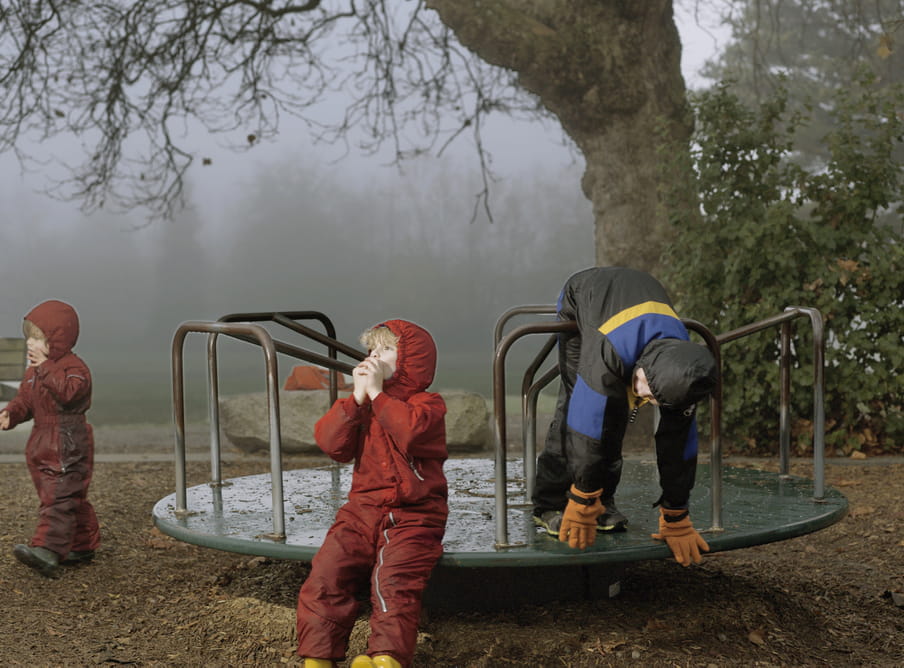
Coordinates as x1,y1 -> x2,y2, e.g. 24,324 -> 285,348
551,267 -> 716,508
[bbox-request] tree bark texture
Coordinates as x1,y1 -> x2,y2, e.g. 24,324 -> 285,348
427,0 -> 694,273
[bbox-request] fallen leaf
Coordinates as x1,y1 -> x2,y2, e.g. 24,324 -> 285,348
644,618 -> 669,631
147,534 -> 177,550
849,505 -> 876,518
832,479 -> 861,487
748,628 -> 767,646
849,451 -> 867,460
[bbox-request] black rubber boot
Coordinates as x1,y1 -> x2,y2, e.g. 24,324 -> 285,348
13,544 -> 61,578
63,550 -> 96,564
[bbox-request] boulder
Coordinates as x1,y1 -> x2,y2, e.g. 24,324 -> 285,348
219,389 -> 491,455
219,390 -> 331,455
441,390 -> 492,452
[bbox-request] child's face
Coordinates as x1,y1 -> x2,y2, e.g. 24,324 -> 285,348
633,367 -> 659,406
368,342 -> 398,378
26,336 -> 50,365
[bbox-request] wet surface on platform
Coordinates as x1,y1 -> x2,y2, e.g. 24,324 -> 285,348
153,458 -> 848,568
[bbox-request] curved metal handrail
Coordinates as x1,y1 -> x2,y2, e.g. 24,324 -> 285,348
172,312 -> 369,540
204,311 -> 363,486
172,321 -> 286,539
492,320 -> 576,547
715,306 -> 826,497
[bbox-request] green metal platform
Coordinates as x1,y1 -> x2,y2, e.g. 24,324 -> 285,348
152,457 -> 847,608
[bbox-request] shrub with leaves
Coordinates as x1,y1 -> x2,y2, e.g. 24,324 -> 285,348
660,75 -> 903,455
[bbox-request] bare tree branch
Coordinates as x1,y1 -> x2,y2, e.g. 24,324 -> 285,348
0,0 -> 548,219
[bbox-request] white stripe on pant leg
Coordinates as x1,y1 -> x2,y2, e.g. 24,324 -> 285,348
373,511 -> 397,613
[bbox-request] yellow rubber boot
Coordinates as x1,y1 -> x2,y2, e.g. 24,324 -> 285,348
350,656 -> 402,668
303,660 -> 335,668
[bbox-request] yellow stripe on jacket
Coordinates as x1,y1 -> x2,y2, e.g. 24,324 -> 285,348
598,301 -> 680,335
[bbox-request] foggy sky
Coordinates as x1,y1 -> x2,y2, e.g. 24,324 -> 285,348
0,9 -> 725,425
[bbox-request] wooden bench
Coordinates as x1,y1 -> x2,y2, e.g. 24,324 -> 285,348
0,338 -> 26,402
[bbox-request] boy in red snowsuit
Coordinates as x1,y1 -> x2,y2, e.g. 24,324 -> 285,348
296,319 -> 447,668
0,300 -> 100,578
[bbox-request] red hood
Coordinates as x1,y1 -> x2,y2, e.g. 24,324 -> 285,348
24,300 -> 80,362
377,319 -> 437,400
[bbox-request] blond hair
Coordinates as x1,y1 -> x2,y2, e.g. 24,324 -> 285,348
360,325 -> 399,352
23,320 -> 45,342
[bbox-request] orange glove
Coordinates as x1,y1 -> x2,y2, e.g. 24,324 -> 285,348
651,507 -> 710,566
559,485 -> 605,549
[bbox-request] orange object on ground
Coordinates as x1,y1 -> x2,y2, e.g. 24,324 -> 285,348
284,366 -> 353,391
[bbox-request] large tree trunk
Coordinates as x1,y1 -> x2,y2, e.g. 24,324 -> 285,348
426,0 -> 693,273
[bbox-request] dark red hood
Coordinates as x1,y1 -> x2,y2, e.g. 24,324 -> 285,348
24,300 -> 80,362
377,319 -> 437,400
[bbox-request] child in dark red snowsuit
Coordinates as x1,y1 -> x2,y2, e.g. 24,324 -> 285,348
0,300 -> 100,578
296,319 -> 447,668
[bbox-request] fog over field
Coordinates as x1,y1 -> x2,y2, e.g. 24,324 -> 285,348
1,122 -> 596,424
0,9 -> 722,425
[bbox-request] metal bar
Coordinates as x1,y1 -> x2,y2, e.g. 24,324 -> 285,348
492,305 -> 560,495
218,331 -> 356,375
520,335 -> 558,401
716,310 -> 801,345
492,320 -> 578,547
171,320 -> 286,538
218,310 -> 336,334
779,321 -> 792,477
520,336 -> 557,481
269,314 -> 363,361
270,314 -> 365,405
492,338 -> 509,547
720,308 -> 826,500
493,305 -> 556,348
524,365 -> 559,502
261,332 -> 285,539
171,327 -> 188,515
681,319 -> 723,531
219,311 -> 363,404
207,332 -> 223,486
790,307 -> 826,500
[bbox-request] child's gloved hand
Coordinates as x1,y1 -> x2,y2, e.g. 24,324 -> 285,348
559,485 -> 604,549
651,507 -> 710,566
